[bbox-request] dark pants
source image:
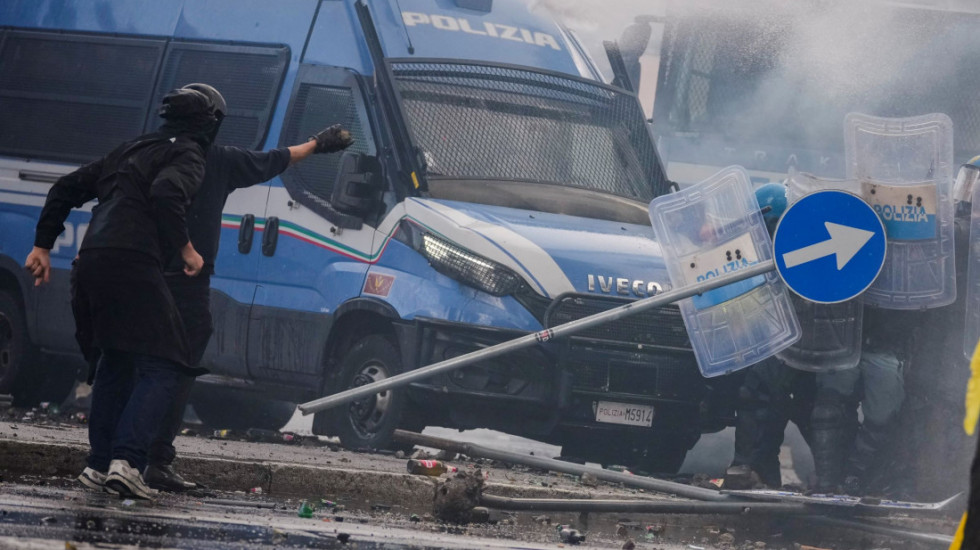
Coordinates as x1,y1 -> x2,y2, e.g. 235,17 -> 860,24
732,357 -> 815,487
87,350 -> 185,472
147,273 -> 213,467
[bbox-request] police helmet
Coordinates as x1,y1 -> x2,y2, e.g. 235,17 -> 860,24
755,182 -> 788,227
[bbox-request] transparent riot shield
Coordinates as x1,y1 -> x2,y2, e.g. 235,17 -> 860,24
965,171 -> 980,359
776,171 -> 863,372
844,112 -> 956,309
649,166 -> 801,377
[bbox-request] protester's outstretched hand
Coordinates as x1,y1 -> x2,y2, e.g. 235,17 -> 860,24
310,124 -> 354,154
24,247 -> 51,286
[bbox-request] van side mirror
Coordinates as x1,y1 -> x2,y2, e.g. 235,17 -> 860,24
323,152 -> 383,230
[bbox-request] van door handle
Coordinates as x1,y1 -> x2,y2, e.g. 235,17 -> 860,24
18,170 -> 62,184
238,214 -> 255,254
262,216 -> 279,256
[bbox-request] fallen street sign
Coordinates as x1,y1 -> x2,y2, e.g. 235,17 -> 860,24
773,190 -> 886,303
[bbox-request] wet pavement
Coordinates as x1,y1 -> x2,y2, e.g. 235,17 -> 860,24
1,481 -> 648,549
0,403 -> 960,549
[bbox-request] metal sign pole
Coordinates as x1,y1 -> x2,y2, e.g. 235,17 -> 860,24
298,259 -> 776,416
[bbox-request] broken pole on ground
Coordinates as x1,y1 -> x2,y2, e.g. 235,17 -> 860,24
298,261 -> 776,417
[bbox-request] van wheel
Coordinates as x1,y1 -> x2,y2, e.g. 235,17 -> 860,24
191,386 -> 296,432
318,334 -> 406,450
0,290 -> 41,404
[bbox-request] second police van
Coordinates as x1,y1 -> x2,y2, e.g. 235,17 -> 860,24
0,0 -> 728,471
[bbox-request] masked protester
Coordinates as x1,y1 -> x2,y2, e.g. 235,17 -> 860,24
24,86 -> 223,499
140,83 -> 354,492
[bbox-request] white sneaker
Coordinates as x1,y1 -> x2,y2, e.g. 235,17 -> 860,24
77,467 -> 106,490
104,460 -> 158,500
77,467 -> 119,495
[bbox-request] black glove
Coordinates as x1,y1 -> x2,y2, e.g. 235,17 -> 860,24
310,124 -> 354,154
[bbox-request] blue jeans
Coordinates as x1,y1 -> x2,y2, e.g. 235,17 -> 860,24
87,351 -> 184,472
146,273 -> 213,467
146,373 -> 195,467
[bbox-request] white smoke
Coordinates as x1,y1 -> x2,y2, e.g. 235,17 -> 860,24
527,0 -> 980,158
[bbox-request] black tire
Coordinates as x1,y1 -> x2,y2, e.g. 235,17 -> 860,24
316,334 -> 407,450
0,289 -> 33,394
191,386 -> 296,431
0,289 -> 54,407
14,355 -> 79,408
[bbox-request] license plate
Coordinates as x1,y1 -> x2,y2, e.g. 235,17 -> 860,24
595,401 -> 654,427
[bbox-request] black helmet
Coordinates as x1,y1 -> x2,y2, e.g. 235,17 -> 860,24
157,83 -> 225,122
181,83 -> 226,121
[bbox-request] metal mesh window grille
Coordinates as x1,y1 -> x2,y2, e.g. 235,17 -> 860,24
146,43 -> 288,149
280,84 -> 369,207
0,31 -> 163,162
391,61 -> 669,201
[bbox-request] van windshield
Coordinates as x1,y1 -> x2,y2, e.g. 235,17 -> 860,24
392,61 -> 670,203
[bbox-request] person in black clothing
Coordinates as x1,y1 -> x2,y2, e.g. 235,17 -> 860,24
137,83 -> 354,491
25,86 -> 223,499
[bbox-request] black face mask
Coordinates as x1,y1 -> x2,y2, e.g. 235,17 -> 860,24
159,113 -> 222,150
206,113 -> 225,145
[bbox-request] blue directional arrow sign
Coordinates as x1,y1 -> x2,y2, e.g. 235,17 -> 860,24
773,190 -> 886,304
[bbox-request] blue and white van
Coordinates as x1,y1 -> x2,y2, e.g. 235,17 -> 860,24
0,0 -> 730,471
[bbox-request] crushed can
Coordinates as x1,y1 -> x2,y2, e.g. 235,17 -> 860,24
406,459 -> 457,476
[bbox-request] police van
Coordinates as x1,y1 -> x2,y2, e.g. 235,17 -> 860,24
0,0 -> 726,471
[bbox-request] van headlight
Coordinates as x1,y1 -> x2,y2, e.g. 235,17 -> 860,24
399,221 -> 525,296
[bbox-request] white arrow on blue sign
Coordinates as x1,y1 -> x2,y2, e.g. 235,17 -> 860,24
773,190 -> 886,304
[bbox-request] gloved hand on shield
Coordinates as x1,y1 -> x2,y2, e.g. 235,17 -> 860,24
309,124 -> 354,154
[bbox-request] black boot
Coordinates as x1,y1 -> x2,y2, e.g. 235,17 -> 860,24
728,381 -> 787,489
144,464 -> 199,492
843,421 -> 890,495
809,396 -> 856,493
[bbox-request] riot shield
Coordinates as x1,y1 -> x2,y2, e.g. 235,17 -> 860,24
649,166 -> 801,377
965,171 -> 980,359
844,112 -> 956,309
777,171 -> 863,372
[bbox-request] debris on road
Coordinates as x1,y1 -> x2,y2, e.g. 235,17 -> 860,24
580,472 -> 599,487
432,469 -> 484,523
407,459 -> 457,476
297,500 -> 314,518
557,524 -> 586,544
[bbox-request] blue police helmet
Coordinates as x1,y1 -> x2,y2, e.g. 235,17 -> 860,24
755,182 -> 788,226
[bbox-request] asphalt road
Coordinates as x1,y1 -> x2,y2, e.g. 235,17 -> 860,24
0,398 -> 955,550
0,480 -> 701,550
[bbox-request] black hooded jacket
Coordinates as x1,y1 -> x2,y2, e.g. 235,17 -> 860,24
35,126 -> 207,265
